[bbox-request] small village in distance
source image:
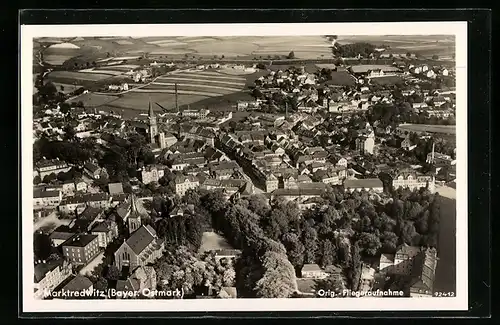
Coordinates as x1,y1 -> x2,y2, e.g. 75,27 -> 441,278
32,36 -> 457,300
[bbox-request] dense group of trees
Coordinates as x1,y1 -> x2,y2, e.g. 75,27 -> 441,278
332,42 -> 377,58
153,246 -> 235,297
200,191 -> 298,298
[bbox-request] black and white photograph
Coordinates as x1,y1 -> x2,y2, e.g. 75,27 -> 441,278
21,22 -> 468,312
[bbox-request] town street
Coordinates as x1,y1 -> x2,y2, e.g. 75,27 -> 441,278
433,184 -> 457,293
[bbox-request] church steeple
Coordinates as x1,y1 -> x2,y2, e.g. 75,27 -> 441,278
148,98 -> 158,144
127,194 -> 143,233
148,100 -> 155,119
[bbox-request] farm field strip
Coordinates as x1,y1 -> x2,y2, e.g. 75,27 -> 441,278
398,124 -> 456,135
168,72 -> 246,81
66,93 -> 119,107
153,77 -> 245,87
114,40 -> 134,45
128,88 -> 217,97
48,71 -> 112,81
78,69 -> 124,76
94,66 -> 135,72
146,82 -> 243,92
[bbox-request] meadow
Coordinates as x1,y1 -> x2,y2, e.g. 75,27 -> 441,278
36,36 -> 336,68
336,35 -> 455,58
397,123 -> 456,135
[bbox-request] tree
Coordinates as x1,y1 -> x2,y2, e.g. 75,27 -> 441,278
287,51 -> 295,59
358,232 -> 382,256
59,102 -> 71,115
400,220 -> 417,245
432,55 -> 439,60
223,268 -> 236,287
94,277 -> 108,291
302,223 -> 319,264
314,275 -> 344,295
282,232 -> 305,269
348,242 -> 361,290
106,265 -> 120,281
380,231 -> 399,252
42,173 -> 57,184
33,175 -> 41,185
319,239 -> 336,268
406,52 -> 412,58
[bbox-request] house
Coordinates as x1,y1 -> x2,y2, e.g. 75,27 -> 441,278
408,247 -> 438,297
271,188 -> 325,202
74,179 -> 88,193
108,182 -> 124,195
343,178 -> 384,193
84,162 -> 105,180
182,109 -> 210,119
91,220 -> 119,248
426,152 -> 453,165
34,259 -> 71,299
59,193 -> 112,215
335,158 -> 348,168
62,234 -> 100,266
35,158 -> 71,179
379,253 -> 395,273
159,133 -> 178,149
283,175 -> 298,189
379,245 -> 438,297
174,175 -> 200,197
301,264 -> 329,279
265,173 -> 279,193
218,287 -> 237,299
60,276 -> 93,298
392,170 -> 435,193
141,165 -> 165,185
213,249 -> 242,262
33,189 -> 62,208
49,226 -> 76,247
401,137 -> 416,151
114,225 -> 165,272
355,134 -> 375,155
74,206 -> 104,232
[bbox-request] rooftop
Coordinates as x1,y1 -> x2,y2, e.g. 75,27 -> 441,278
62,234 -> 97,248
62,275 -> 93,292
344,178 -> 383,189
126,225 -> 156,255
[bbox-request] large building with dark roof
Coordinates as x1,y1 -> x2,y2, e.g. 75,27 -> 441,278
114,225 -> 165,273
61,234 -> 100,265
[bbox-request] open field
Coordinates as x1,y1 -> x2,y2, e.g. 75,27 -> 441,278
94,65 -> 139,72
67,93 -> 119,107
336,35 -> 455,58
38,36 -> 335,66
198,231 -> 234,253
78,68 -> 125,76
50,82 -> 84,94
104,91 -> 209,112
48,70 -> 114,82
397,123 -> 456,135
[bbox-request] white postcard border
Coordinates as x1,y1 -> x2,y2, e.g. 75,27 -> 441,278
21,22 -> 468,313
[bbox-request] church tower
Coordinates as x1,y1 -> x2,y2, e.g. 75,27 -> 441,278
127,194 -> 143,234
148,101 -> 158,144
